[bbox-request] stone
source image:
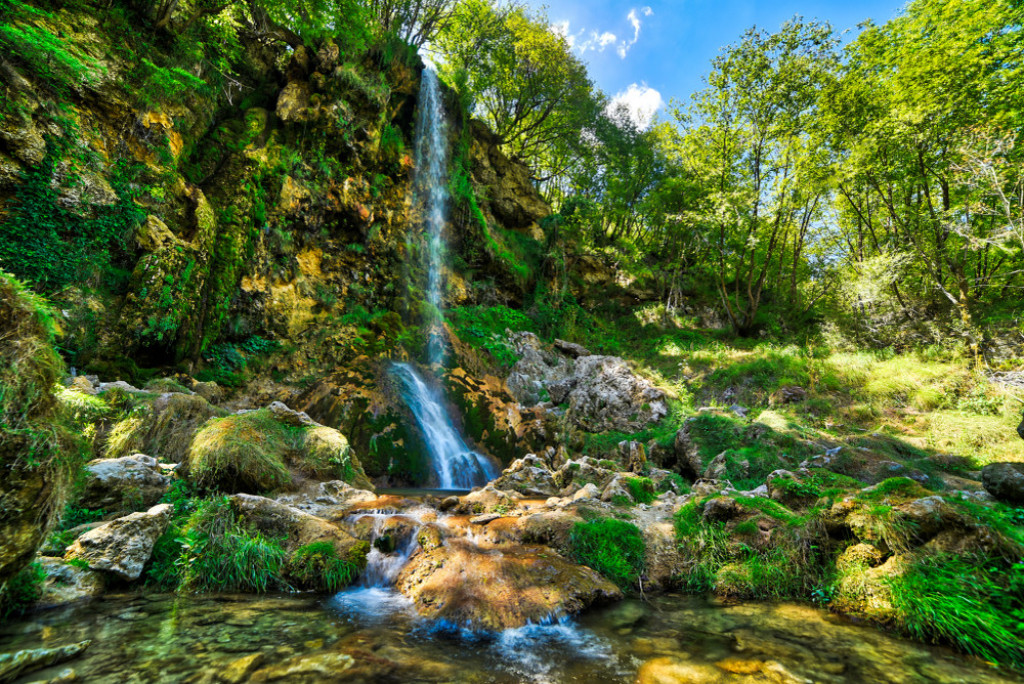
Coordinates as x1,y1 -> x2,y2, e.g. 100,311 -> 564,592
553,339 -> 591,358
702,497 -> 744,522
36,557 -> 105,608
229,494 -> 365,558
135,215 -> 178,252
457,484 -> 520,514
276,81 -> 312,123
703,452 -> 747,481
219,653 -> 265,684
249,651 -> 354,682
981,462 -> 1024,505
470,513 -> 502,525
0,641 -> 91,684
601,474 -> 633,503
65,504 -> 172,581
267,401 -> 317,427
564,356 -> 668,432
78,454 -> 170,511
395,538 -> 622,630
491,454 -> 558,497
275,480 -> 377,516
728,404 -> 749,418
620,440 -> 649,474
572,482 -> 600,502
769,385 -> 808,406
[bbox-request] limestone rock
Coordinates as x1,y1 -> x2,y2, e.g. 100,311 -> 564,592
395,539 -> 622,630
553,339 -> 591,358
78,454 -> 170,511
456,484 -> 520,514
135,215 -> 178,252
219,653 -> 265,684
981,462 -> 1024,505
565,356 -> 668,432
65,504 -> 172,581
229,494 -> 365,559
572,483 -> 600,502
267,400 -> 317,427
491,454 -> 558,497
601,474 -> 633,503
35,556 -> 105,608
0,641 -> 91,684
275,480 -> 377,516
277,81 -> 312,123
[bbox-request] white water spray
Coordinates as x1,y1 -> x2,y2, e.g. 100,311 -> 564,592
413,69 -> 450,366
390,362 -> 499,489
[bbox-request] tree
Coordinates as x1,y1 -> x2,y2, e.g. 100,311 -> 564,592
365,0 -> 459,48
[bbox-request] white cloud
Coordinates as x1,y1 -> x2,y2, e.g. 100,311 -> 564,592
608,83 -> 664,130
596,32 -> 617,49
617,7 -> 653,58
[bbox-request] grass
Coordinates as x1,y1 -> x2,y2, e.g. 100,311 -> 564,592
625,476 -> 656,504
285,541 -> 364,592
889,554 -> 1024,669
568,518 -> 646,589
0,562 -> 45,620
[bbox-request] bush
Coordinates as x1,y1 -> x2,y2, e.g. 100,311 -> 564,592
284,541 -> 365,592
568,518 -> 646,588
176,498 -> 289,593
625,477 -> 656,505
0,562 -> 45,620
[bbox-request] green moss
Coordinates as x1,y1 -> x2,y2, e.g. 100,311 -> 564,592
856,477 -> 932,504
0,561 -> 45,620
568,518 -> 646,588
284,541 -> 365,592
625,477 -> 656,505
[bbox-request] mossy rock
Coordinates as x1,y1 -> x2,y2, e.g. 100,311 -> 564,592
184,407 -> 372,493
0,271 -> 78,590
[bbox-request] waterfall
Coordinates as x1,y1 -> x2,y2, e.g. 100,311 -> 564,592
413,69 -> 450,366
390,362 -> 499,489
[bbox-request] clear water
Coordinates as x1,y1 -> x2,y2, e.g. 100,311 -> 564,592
412,68 -> 450,367
390,362 -> 499,489
0,593 -> 1015,684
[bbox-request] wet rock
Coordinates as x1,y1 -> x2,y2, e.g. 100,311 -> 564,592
395,539 -> 622,630
275,480 -> 377,516
0,641 -> 91,684
36,557 -> 105,608
981,462 -> 1024,505
219,653 -> 265,683
78,454 -> 170,511
470,513 -> 502,525
491,454 -> 558,497
65,504 -> 172,581
249,651 -> 354,682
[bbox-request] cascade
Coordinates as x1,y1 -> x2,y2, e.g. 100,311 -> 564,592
412,68 -> 449,367
390,362 -> 498,489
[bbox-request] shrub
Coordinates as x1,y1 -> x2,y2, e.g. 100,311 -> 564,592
568,518 -> 646,588
0,562 -> 45,620
285,541 -> 365,592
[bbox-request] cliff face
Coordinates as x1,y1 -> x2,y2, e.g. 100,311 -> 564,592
0,0 -> 551,381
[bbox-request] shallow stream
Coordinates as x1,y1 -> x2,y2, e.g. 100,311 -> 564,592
0,590 -> 1014,683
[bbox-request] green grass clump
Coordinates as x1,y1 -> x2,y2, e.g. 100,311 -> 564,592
285,541 -> 365,592
176,498 -> 289,594
625,477 -> 656,504
568,518 -> 646,588
856,477 -> 932,504
186,410 -> 292,493
0,561 -> 45,620
889,554 -> 1024,669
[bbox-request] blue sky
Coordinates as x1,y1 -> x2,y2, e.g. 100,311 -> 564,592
525,0 -> 908,127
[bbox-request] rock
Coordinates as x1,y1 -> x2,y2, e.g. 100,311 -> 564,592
135,215 -> 178,252
565,356 -> 668,432
470,513 -> 502,525
395,539 -> 622,630
78,454 -> 170,511
620,440 -> 648,474
506,332 -> 572,406
604,600 -> 646,628
703,452 -> 746,481
601,474 -> 633,503
491,454 -> 558,497
249,651 -> 354,682
835,543 -> 884,571
65,504 -> 172,581
663,422 -> 703,480
981,462 -> 1024,505
770,385 -> 808,406
229,494 -> 366,559
276,81 -> 312,123
572,483 -> 600,502
96,380 -> 146,394
554,457 -> 616,492
0,641 -> 91,684
439,496 -> 459,512
219,653 -> 265,684
702,497 -> 744,522
36,557 -> 104,608
267,401 -> 317,427
457,484 -> 520,514
275,480 -> 377,516
553,339 -> 591,358
728,404 -> 749,418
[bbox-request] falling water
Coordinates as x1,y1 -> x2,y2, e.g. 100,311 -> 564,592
413,69 -> 450,366
390,362 -> 499,489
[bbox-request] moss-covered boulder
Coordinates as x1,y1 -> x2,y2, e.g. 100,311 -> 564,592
184,404 -> 372,493
0,272 -> 76,593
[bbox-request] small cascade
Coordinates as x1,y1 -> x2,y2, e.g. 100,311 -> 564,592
412,68 -> 450,366
353,512 -> 426,589
390,362 -> 499,489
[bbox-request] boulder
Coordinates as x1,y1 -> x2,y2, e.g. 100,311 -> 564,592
275,480 -> 378,516
564,356 -> 668,432
553,339 -> 591,358
0,641 -> 91,684
395,539 -> 622,630
600,474 -> 633,503
619,440 -> 648,474
491,454 -> 558,497
276,81 -> 312,123
229,494 -> 366,559
555,457 -> 616,493
506,332 -> 572,406
65,504 -> 172,581
35,557 -> 105,608
456,484 -> 521,514
981,462 -> 1024,505
78,454 -> 170,511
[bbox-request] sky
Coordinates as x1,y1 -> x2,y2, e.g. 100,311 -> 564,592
525,0 -> 908,128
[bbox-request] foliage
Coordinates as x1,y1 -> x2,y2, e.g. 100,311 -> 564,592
568,518 -> 646,588
0,562 -> 45,620
176,498 -> 289,593
625,477 -> 656,505
284,541 -> 364,592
